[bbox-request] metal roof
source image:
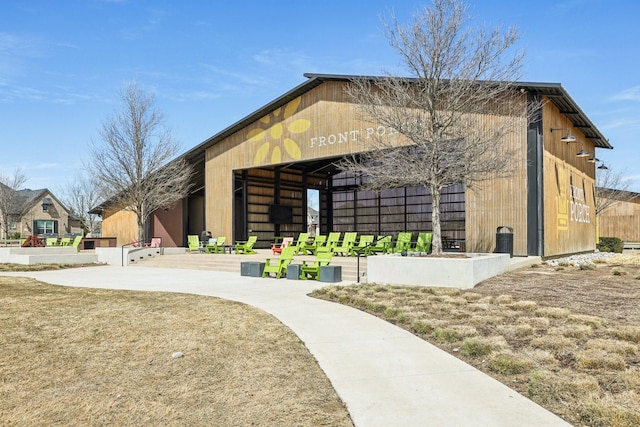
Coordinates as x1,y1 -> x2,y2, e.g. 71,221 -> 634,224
178,72 -> 612,164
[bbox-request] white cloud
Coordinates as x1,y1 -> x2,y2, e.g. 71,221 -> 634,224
611,86 -> 640,102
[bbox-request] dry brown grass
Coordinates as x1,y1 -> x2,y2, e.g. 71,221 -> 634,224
0,277 -> 352,426
311,253 -> 640,427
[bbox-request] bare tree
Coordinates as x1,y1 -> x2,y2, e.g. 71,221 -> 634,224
89,82 -> 193,243
59,172 -> 104,237
0,168 -> 28,239
595,166 -> 635,216
342,0 -> 535,254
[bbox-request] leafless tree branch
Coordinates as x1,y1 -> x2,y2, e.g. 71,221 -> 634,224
0,168 -> 28,239
88,82 -> 193,242
341,0 -> 537,254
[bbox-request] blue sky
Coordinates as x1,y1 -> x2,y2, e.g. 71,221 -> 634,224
1,0 -> 639,194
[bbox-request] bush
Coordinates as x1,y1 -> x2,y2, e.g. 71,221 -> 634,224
597,237 -> 624,253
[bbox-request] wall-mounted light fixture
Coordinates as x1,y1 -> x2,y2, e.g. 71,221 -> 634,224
587,156 -> 600,163
550,127 -> 577,143
597,162 -> 608,170
575,144 -> 591,158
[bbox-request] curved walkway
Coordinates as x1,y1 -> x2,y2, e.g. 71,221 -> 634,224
2,265 -> 570,427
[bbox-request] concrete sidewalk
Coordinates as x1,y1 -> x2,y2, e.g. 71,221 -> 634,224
2,265 -> 569,427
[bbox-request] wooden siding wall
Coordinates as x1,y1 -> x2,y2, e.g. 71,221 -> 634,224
464,119 -> 528,255
599,198 -> 640,242
206,81 -> 402,242
542,101 -> 597,256
101,209 -> 137,246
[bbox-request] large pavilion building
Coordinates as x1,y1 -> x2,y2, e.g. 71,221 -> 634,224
96,73 -> 612,258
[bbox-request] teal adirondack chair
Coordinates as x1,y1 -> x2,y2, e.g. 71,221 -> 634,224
350,234 -> 374,256
262,246 -> 296,279
412,232 -> 433,253
300,251 -> 333,280
332,232 -> 357,256
365,236 -> 391,256
235,236 -> 257,254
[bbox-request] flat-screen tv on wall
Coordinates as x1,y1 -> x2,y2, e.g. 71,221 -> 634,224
269,204 -> 293,224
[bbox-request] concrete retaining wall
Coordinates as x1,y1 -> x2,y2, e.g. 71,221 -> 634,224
367,253 -> 511,289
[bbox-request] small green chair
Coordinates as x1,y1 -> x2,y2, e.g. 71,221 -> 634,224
70,235 -> 83,251
333,232 -> 357,256
350,234 -> 374,256
300,251 -> 333,280
59,237 -> 71,246
412,232 -> 433,253
206,236 -> 226,254
291,232 -> 310,255
322,232 -> 342,253
46,237 -> 58,246
304,235 -> 326,255
187,235 -> 201,253
235,236 -> 257,254
262,246 -> 296,279
392,232 -> 413,253
365,236 -> 391,256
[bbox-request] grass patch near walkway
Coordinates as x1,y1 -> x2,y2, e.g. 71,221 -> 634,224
1,277 -> 352,426
312,254 -> 640,427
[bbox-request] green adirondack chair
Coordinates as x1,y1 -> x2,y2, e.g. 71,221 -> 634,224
235,235 -> 258,254
304,235 -> 326,254
411,232 -> 433,253
392,232 -> 413,253
206,236 -> 226,253
59,237 -> 71,246
333,232 -> 357,256
291,232 -> 310,255
187,235 -> 201,253
262,246 -> 296,279
46,237 -> 58,246
299,251 -> 333,280
365,236 -> 391,256
70,235 -> 83,252
350,234 -> 374,256
319,232 -> 341,253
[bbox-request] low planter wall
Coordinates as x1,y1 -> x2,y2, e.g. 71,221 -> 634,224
367,253 -> 510,289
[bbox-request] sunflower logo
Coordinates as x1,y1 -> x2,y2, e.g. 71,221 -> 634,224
248,96 -> 310,165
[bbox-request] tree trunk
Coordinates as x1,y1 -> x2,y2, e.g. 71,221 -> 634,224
430,184 -> 443,255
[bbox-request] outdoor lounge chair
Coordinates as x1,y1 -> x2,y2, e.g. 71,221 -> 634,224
392,232 -> 413,253
187,235 -> 201,253
365,236 -> 391,256
322,232 -> 342,253
235,235 -> 257,254
290,232 -> 309,255
59,237 -> 71,246
45,237 -> 58,246
299,251 -> 333,280
411,232 -> 433,253
206,236 -> 226,253
262,246 -> 296,279
332,232 -> 357,256
304,235 -> 326,254
146,237 -> 162,248
271,237 -> 293,255
70,235 -> 82,251
350,234 -> 374,256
